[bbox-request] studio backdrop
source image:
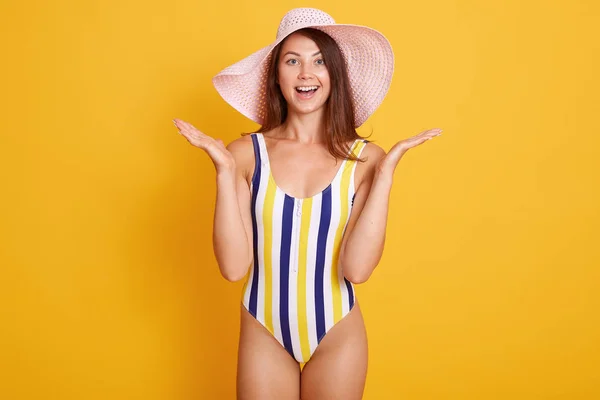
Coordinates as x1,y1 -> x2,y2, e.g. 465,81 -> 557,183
1,0 -> 598,398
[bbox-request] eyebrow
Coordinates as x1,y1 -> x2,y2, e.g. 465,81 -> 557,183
282,51 -> 322,57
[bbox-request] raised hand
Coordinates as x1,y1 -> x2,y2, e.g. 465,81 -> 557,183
377,128 -> 443,175
173,118 -> 236,174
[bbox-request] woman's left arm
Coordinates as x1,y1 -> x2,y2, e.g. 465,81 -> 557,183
340,128 -> 443,283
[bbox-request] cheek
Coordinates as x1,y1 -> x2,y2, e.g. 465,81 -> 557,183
318,71 -> 331,95
277,66 -> 293,87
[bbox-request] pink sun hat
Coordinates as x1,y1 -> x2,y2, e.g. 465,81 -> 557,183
212,7 -> 395,128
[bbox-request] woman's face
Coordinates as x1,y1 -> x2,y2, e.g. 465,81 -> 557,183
277,33 -> 331,119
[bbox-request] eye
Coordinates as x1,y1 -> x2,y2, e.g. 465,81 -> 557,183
315,58 -> 325,65
286,59 -> 299,65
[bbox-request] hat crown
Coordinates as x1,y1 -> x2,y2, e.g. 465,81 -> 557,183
276,8 -> 336,40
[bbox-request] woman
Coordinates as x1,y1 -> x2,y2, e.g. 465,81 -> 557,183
174,8 -> 442,399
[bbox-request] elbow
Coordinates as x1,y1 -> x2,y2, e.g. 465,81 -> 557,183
221,269 -> 247,282
344,271 -> 371,284
341,252 -> 376,284
342,263 -> 374,284
223,274 -> 246,283
219,258 -> 252,283
215,248 -> 252,282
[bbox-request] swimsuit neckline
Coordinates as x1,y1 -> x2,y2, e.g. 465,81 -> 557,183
257,132 -> 358,201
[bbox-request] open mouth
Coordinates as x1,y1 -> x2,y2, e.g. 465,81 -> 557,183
295,85 -> 319,98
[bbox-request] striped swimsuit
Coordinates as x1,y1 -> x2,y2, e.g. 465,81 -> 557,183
242,133 -> 368,363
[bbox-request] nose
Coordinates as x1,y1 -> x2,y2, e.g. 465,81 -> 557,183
297,64 -> 315,80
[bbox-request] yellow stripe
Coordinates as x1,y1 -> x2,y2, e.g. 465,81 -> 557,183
331,140 -> 366,323
263,175 -> 277,333
297,197 -> 313,362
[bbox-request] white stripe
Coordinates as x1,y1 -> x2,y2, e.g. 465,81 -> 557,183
306,193 -> 321,355
243,264 -> 253,307
271,188 -> 284,345
243,178 -> 253,306
254,143 -> 270,324
257,134 -> 270,165
288,199 -> 302,360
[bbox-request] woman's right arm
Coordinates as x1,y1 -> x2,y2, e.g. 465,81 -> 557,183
212,139 -> 254,281
174,119 -> 253,282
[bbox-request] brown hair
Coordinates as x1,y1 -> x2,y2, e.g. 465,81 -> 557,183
251,28 -> 367,162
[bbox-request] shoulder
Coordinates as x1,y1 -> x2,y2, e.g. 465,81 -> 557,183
226,134 -> 256,164
226,133 -> 254,154
354,141 -> 386,190
226,134 -> 256,180
360,141 -> 386,162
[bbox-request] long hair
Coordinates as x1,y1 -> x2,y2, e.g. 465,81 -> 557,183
252,28 -> 366,162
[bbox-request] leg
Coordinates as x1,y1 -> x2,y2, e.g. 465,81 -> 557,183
300,302 -> 368,400
237,305 -> 301,400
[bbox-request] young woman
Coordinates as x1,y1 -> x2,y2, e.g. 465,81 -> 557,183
174,8 -> 442,400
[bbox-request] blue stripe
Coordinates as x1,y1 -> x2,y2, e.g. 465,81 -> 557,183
248,134 -> 261,316
315,190 -> 332,342
279,195 -> 295,356
345,278 -> 354,309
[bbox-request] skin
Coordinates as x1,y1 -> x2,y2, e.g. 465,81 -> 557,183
174,32 -> 443,399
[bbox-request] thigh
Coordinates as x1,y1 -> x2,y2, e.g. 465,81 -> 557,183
300,302 -> 368,400
237,305 -> 301,400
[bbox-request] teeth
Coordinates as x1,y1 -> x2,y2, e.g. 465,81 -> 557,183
296,86 -> 318,92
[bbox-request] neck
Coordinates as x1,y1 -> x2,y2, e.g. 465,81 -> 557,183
278,109 -> 326,144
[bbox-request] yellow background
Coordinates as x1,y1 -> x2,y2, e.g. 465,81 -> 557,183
1,0 -> 599,398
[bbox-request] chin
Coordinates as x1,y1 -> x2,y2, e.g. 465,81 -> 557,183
291,106 -> 326,118
291,100 -> 327,115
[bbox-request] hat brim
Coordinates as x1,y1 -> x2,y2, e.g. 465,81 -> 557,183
212,24 -> 394,127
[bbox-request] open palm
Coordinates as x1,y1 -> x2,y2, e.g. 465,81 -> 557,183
174,118 -> 235,173
378,128 -> 443,174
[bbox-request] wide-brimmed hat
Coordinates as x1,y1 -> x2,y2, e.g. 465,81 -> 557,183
212,7 -> 394,128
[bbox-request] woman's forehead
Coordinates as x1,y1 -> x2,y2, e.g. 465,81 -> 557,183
280,33 -> 320,55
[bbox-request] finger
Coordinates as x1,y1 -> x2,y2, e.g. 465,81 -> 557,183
173,119 -> 193,133
179,125 -> 206,142
173,118 -> 189,130
181,122 -> 210,140
174,120 -> 219,152
420,129 -> 442,138
417,128 -> 442,137
406,131 -> 436,143
173,119 -> 183,132
400,136 -> 430,150
191,134 -> 213,147
419,132 -> 441,142
174,120 -> 199,140
181,120 -> 204,136
177,120 -> 194,135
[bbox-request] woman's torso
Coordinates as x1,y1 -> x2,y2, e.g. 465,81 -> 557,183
241,132 -> 368,362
